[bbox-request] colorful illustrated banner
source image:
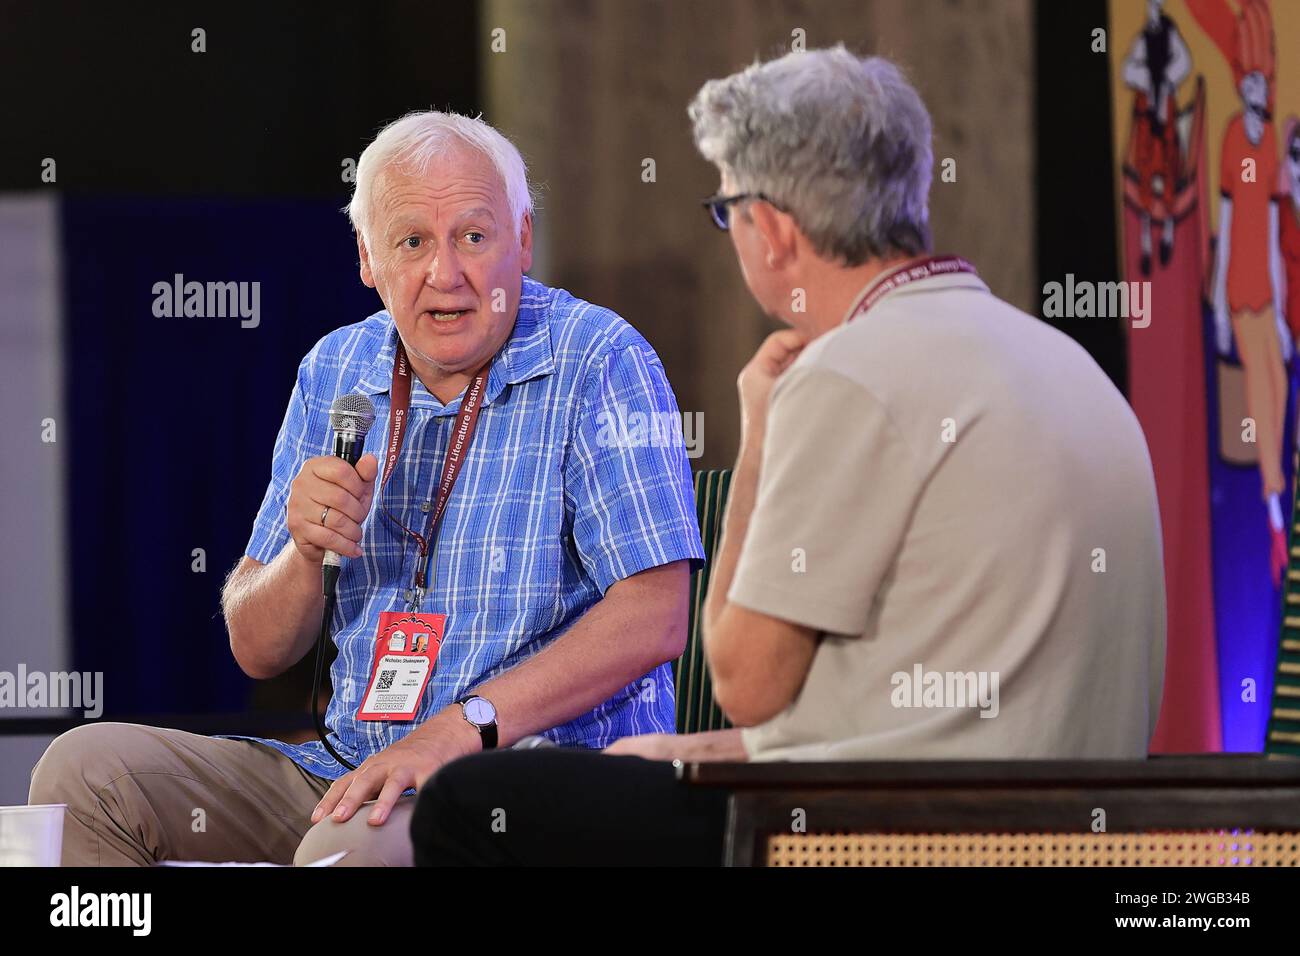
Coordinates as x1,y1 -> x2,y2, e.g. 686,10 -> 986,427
1108,0 -> 1300,751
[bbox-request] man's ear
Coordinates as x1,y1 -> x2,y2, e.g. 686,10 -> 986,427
357,233 -> 376,288
519,211 -> 534,273
749,201 -> 797,270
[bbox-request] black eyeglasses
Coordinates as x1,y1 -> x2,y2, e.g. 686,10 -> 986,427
701,192 -> 784,231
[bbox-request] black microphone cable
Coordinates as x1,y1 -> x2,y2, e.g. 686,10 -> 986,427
312,591 -> 357,772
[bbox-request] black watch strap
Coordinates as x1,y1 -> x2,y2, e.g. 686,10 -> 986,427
457,695 -> 498,750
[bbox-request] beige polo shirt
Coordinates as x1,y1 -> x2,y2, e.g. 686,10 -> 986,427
729,268 -> 1166,761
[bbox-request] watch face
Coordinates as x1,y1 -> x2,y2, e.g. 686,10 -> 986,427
464,697 -> 496,726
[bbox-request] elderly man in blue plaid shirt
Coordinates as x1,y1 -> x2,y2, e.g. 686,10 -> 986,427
28,111 -> 704,867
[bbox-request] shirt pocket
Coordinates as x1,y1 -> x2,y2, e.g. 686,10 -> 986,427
460,459 -> 567,622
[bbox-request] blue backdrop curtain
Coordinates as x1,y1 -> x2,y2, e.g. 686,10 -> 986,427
61,196 -> 378,715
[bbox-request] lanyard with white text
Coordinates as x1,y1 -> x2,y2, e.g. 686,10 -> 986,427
846,255 -> 978,324
379,340 -> 490,612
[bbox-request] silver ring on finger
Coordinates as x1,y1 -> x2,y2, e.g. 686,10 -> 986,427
320,507 -> 331,527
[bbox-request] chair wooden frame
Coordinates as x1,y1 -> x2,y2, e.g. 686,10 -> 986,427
678,755 -> 1300,866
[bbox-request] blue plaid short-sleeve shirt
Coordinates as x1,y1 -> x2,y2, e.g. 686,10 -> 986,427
221,277 -> 705,779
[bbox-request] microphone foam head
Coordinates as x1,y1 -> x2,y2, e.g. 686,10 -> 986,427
329,393 -> 377,438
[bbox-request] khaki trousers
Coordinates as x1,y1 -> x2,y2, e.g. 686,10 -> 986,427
27,722 -> 415,866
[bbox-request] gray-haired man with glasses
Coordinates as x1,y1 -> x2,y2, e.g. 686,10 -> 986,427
410,44 -> 1165,866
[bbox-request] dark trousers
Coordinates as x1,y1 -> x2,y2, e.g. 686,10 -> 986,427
410,748 -> 729,866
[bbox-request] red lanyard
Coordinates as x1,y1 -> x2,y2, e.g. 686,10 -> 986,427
379,340 -> 490,606
846,255 -> 977,323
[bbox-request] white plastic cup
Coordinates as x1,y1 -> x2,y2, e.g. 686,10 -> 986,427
0,804 -> 66,867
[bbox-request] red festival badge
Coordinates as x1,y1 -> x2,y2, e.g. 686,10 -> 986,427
356,611 -> 445,721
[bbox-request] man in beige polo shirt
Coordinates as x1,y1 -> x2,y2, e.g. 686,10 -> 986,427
722,253 -> 1165,761
409,45 -> 1166,865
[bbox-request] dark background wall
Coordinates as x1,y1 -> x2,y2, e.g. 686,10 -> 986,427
0,3 -> 480,196
0,3 -> 481,720
1036,0 -> 1125,392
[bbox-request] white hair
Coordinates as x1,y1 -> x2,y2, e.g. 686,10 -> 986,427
346,110 -> 535,248
689,45 -> 933,264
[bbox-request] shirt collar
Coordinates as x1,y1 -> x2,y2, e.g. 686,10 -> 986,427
354,277 -> 555,415
840,256 -> 989,325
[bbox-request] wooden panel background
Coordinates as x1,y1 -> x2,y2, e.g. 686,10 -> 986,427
482,0 -> 1033,469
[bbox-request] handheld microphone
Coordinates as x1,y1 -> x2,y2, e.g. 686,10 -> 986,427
322,393 -> 376,599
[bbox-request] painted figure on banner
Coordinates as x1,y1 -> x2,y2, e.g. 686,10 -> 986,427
1123,0 -> 1194,274
1112,0 -> 1300,751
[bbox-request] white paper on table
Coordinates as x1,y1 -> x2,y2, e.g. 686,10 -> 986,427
157,850 -> 349,867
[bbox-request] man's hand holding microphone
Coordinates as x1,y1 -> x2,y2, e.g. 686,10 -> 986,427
285,453 -> 379,567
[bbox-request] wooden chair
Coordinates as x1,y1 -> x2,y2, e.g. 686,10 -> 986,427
679,756 -> 1300,866
675,468 -> 1300,866
675,469 -> 732,735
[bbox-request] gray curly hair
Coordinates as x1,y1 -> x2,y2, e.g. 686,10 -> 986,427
689,45 -> 933,264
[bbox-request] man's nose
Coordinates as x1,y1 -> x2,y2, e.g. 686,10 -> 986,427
426,244 -> 464,290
